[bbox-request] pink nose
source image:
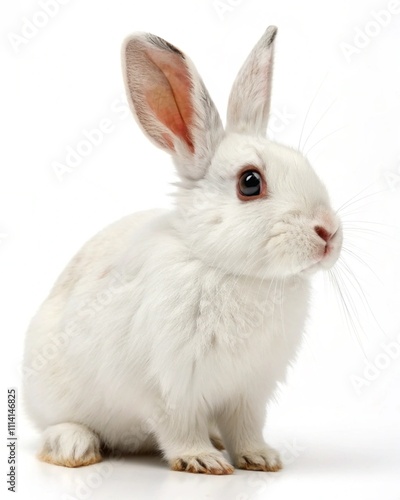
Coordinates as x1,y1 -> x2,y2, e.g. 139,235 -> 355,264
314,225 -> 331,243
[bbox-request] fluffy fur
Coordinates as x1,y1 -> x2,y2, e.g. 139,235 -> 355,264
23,27 -> 342,474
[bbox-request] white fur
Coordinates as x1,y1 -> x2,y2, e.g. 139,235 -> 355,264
23,28 -> 342,474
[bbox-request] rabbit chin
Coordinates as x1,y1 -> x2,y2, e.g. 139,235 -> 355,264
300,246 -> 342,276
255,240 -> 342,279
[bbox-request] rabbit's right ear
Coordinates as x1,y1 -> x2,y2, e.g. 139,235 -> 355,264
226,26 -> 277,136
122,33 -> 224,180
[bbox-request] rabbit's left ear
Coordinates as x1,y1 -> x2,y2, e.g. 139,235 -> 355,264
123,33 -> 224,180
226,26 -> 277,136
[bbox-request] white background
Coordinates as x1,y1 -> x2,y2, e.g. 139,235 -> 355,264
1,0 -> 400,498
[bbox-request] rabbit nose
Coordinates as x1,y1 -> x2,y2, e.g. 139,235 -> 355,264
314,225 -> 332,243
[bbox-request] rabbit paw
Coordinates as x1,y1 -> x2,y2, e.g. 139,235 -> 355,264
38,423 -> 102,468
235,446 -> 282,472
171,451 -> 234,475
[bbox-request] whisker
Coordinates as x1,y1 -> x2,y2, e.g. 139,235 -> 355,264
328,268 -> 355,342
298,72 -> 329,151
330,267 -> 367,356
337,258 -> 387,338
337,188 -> 388,216
344,241 -> 378,262
305,125 -> 347,157
301,98 -> 338,153
341,220 -> 399,230
341,247 -> 383,285
343,226 -> 395,240
335,182 -> 382,214
334,261 -> 365,334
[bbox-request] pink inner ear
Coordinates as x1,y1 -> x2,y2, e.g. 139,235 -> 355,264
145,49 -> 194,152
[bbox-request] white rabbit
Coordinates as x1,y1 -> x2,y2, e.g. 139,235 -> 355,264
23,26 -> 342,475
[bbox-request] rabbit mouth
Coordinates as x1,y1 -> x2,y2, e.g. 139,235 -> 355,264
300,242 -> 342,275
309,246 -> 341,273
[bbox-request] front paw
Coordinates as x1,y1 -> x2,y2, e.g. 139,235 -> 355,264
235,446 -> 282,472
170,451 -> 234,475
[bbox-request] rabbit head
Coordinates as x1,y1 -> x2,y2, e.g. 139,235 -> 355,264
122,27 -> 342,279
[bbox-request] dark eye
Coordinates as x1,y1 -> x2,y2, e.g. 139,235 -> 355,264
238,170 -> 262,198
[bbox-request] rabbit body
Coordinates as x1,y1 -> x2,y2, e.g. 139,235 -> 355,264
24,27 -> 341,474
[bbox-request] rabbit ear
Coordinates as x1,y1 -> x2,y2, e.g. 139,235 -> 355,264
226,26 -> 277,135
123,33 -> 224,180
